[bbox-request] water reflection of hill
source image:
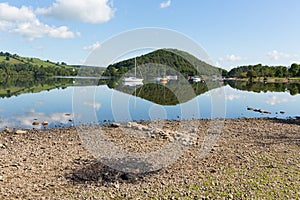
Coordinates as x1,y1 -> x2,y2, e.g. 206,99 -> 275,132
2,76 -> 222,106
0,77 -> 74,98
7,77 -> 298,107
110,79 -> 222,106
226,81 -> 300,95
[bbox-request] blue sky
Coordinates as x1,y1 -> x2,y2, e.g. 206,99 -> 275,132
1,0 -> 300,70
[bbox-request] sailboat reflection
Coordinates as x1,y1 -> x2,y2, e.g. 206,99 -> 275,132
123,81 -> 143,87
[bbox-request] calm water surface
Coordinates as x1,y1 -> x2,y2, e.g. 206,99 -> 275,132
0,78 -> 299,129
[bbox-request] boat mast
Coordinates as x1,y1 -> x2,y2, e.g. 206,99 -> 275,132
135,57 -> 137,77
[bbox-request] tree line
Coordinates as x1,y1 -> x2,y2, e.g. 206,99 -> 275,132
1,50 -> 300,82
225,63 -> 300,78
0,52 -> 78,83
225,81 -> 300,95
0,62 -> 77,82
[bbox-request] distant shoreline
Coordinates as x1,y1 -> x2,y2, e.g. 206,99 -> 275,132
225,77 -> 300,83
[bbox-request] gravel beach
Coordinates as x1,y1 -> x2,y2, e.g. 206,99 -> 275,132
0,118 -> 299,199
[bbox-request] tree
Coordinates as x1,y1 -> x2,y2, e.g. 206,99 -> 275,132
221,69 -> 228,77
275,67 -> 284,77
289,63 -> 300,77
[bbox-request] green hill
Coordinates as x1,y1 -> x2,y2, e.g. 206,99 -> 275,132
0,51 -> 70,68
0,51 -> 79,82
102,49 -> 224,78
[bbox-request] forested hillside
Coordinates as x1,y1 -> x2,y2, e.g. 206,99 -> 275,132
102,49 -> 224,77
0,52 -> 78,82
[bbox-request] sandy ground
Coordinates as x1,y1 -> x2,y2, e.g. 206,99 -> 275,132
0,118 -> 299,199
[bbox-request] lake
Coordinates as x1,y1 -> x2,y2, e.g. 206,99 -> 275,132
0,77 -> 299,130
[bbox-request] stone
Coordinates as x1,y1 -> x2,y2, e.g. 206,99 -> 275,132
42,121 -> 49,126
32,121 -> 39,126
126,122 -> 132,128
263,110 -> 271,114
4,128 -> 10,133
128,122 -> 138,127
142,126 -> 150,131
15,130 -> 27,134
109,123 -> 120,128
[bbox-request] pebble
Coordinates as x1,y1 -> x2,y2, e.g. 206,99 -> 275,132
1,119 -> 297,199
4,128 -> 10,133
42,121 -> 49,126
15,130 -> 27,134
109,123 -> 120,128
32,121 -> 39,126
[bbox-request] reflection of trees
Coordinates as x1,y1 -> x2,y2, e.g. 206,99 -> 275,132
0,77 -> 74,98
226,81 -> 300,95
136,84 -> 180,105
108,80 -> 222,106
1,75 -> 224,106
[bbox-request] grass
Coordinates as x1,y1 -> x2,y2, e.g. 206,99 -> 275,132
104,151 -> 299,199
63,145 -> 299,199
0,55 -> 73,68
0,56 -> 23,64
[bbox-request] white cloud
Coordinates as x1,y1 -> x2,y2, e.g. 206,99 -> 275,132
13,109 -> 74,128
34,100 -> 45,106
33,45 -> 44,50
265,95 -> 289,105
267,50 -> 291,61
0,3 -> 36,22
36,0 -> 115,23
12,21 -> 75,40
215,61 -> 222,68
83,41 -> 101,51
0,21 -> 12,30
0,2 -> 77,40
48,25 -> 75,38
0,117 -> 16,130
219,54 -> 247,62
225,94 -> 243,101
83,101 -> 101,110
160,0 -> 171,9
219,54 -> 243,62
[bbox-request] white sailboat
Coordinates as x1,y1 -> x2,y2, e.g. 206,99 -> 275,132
123,57 -> 143,83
